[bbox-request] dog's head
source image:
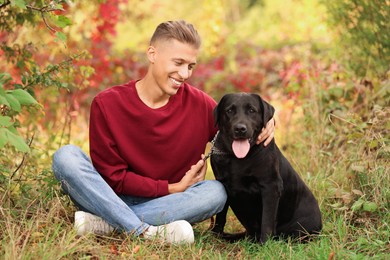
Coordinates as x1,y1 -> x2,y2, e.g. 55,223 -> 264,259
213,93 -> 275,158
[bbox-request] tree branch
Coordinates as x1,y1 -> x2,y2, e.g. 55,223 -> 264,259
23,54 -> 83,89
25,3 -> 64,32
10,133 -> 34,180
26,4 -> 60,13
0,1 -> 10,9
41,10 -> 56,32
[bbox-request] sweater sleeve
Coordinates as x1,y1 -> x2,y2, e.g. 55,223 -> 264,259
89,97 -> 169,197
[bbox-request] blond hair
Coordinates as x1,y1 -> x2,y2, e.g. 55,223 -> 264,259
150,20 -> 201,49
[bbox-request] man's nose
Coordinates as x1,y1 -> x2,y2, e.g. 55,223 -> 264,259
178,66 -> 190,79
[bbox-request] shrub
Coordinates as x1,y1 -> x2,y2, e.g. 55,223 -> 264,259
322,0 -> 390,77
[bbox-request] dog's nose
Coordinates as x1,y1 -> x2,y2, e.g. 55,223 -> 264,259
234,124 -> 247,135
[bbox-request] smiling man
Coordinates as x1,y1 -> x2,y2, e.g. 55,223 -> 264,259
52,20 -> 275,244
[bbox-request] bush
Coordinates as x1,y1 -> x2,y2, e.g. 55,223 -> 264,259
323,0 -> 390,77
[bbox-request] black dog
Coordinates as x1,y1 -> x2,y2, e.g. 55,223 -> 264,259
210,93 -> 322,244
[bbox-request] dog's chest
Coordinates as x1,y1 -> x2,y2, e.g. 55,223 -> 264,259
211,155 -> 264,195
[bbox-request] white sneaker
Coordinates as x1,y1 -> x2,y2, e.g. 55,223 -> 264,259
143,220 -> 194,244
74,211 -> 114,236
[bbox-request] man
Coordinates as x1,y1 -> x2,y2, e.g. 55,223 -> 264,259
52,20 -> 275,244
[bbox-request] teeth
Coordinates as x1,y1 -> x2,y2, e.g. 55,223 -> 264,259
170,78 -> 182,86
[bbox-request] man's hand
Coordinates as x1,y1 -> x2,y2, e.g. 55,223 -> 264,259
168,155 -> 207,194
256,117 -> 276,146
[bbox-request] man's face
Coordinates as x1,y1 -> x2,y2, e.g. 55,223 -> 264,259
148,39 -> 199,97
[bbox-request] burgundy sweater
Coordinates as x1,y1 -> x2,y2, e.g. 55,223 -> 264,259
89,80 -> 218,197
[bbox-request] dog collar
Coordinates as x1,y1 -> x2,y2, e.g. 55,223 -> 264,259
203,131 -> 233,161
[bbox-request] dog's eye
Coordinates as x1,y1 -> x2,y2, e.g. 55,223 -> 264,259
249,108 -> 255,113
226,109 -> 233,114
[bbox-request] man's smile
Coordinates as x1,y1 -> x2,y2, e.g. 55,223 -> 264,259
170,77 -> 183,86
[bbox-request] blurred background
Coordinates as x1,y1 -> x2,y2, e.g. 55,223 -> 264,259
0,0 -> 389,258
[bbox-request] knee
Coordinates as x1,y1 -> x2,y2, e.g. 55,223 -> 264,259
53,145 -> 83,167
52,145 -> 86,179
202,180 -> 227,211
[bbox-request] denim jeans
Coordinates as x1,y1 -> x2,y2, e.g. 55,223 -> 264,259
52,144 -> 227,236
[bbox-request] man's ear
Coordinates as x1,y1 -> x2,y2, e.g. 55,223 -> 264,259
254,94 -> 275,129
147,46 -> 156,63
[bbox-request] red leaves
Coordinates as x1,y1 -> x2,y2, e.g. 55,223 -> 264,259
279,61 -> 306,87
88,0 -> 130,88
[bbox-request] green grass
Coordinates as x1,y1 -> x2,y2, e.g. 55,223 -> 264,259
1,201 -> 388,259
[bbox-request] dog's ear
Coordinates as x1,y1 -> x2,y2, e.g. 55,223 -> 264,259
253,94 -> 275,129
213,94 -> 229,127
213,104 -> 220,127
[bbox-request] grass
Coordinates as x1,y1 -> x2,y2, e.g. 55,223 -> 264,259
1,76 -> 389,259
1,200 -> 388,259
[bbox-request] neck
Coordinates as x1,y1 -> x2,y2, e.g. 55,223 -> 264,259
136,76 -> 170,109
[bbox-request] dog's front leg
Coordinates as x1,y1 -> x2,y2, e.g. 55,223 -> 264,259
259,178 -> 283,244
260,193 -> 279,243
211,200 -> 229,235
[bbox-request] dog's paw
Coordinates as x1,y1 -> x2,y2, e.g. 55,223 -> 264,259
220,231 -> 247,242
210,227 -> 224,236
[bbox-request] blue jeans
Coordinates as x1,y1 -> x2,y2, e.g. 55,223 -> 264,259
52,145 -> 227,236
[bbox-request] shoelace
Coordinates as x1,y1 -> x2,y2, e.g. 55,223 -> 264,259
91,218 -> 111,233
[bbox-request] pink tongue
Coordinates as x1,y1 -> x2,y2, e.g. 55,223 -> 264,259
232,139 -> 250,158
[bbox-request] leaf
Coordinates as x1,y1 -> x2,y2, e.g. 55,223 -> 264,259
351,199 -> 364,212
368,140 -> 378,149
0,116 -> 13,127
5,93 -> 21,112
55,15 -> 72,28
110,243 -> 118,255
54,4 -> 65,11
31,232 -> 45,239
329,86 -> 344,98
0,73 -> 12,81
347,132 -> 364,139
0,128 -> 7,149
12,0 -> 27,9
132,245 -> 141,254
350,164 -> 365,173
351,189 -> 364,196
1,128 -> 29,152
329,202 -> 342,208
55,32 -> 67,42
362,201 -> 378,212
0,95 -> 10,107
8,89 -> 38,106
336,206 -> 349,211
7,125 -> 18,135
0,73 -> 12,88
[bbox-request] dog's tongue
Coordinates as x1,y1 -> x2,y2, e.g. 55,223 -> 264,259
232,139 -> 250,158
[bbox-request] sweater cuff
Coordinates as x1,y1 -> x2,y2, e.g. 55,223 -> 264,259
157,180 -> 169,197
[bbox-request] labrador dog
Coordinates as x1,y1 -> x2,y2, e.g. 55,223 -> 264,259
210,93 -> 322,244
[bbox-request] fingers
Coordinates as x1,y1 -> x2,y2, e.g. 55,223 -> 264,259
257,117 -> 276,146
187,156 -> 207,181
263,130 -> 275,146
256,127 -> 266,145
198,156 -> 207,180
181,155 -> 208,191
186,157 -> 205,175
190,159 -> 204,172
267,117 -> 276,131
